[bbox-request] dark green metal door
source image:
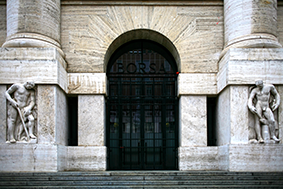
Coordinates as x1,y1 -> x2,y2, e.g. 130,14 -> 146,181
106,40 -> 178,170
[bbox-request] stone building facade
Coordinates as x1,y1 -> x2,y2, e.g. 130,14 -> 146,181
0,0 -> 283,172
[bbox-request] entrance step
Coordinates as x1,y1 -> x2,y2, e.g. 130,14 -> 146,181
0,171 -> 283,188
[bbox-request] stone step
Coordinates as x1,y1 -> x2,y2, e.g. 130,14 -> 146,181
0,171 -> 282,188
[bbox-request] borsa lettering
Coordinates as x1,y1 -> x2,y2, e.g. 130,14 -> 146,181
116,63 -> 167,74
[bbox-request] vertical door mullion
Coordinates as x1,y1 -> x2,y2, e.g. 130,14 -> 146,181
118,77 -> 123,169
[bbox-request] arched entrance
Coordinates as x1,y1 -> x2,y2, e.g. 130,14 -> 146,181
106,40 -> 178,170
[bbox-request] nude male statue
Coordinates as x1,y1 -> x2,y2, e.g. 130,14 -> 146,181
5,82 -> 36,143
248,80 -> 280,143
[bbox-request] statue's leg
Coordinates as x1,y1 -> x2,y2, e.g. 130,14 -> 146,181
263,109 -> 279,141
254,115 -> 264,143
27,114 -> 36,139
7,105 -> 18,143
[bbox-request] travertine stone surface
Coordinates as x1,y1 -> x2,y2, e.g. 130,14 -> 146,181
278,6 -> 283,46
179,146 -> 220,171
178,73 -> 217,95
278,86 -> 283,144
230,86 -> 249,144
179,96 -> 206,147
67,146 -> 106,171
216,87 -> 230,146
61,5 -> 223,73
0,144 -> 58,172
0,85 -> 6,143
224,0 -> 279,48
4,0 -> 61,50
218,145 -> 229,171
216,86 -> 249,145
37,85 -> 56,144
0,48 -> 67,92
229,144 -> 283,172
0,4 -> 6,47
78,95 -> 105,146
68,73 -> 106,94
55,87 -> 68,146
218,48 -> 283,93
57,145 -> 67,171
37,85 -> 68,145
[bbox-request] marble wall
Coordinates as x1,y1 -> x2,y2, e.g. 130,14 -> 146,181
179,96 -> 207,147
0,4 -> 6,47
37,85 -> 68,145
229,144 -> 283,172
278,86 -> 283,144
278,5 -> 283,46
216,86 -> 249,145
0,144 -> 58,172
78,95 -> 105,146
216,87 -> 230,146
179,146 -> 220,171
61,3 -> 223,73
0,85 -> 6,143
67,146 -> 106,171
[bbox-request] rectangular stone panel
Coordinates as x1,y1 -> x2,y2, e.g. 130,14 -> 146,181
179,96 -> 207,147
37,85 -> 56,144
217,48 -> 283,93
229,144 -> 283,172
216,87 -> 230,146
230,86 -> 249,144
178,73 -> 217,95
0,144 -> 58,172
78,95 -> 105,146
67,146 -> 106,171
0,5 -> 6,47
0,85 -> 6,143
216,86 -> 249,145
179,146 -> 220,171
68,73 -> 106,94
55,87 -> 68,146
37,85 -> 68,145
0,48 -> 67,92
278,86 -> 283,144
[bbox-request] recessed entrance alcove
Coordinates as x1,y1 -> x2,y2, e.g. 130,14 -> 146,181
106,39 -> 179,170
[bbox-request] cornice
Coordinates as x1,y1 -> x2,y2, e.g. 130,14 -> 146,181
61,0 -> 223,6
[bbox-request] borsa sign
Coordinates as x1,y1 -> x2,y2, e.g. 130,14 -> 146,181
115,62 -> 168,74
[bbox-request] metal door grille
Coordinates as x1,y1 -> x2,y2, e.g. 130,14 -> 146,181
106,40 -> 178,170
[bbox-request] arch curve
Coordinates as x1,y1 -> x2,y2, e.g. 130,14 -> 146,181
104,29 -> 181,72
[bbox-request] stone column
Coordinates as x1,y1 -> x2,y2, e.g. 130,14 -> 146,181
221,0 -> 282,58
2,0 -> 64,57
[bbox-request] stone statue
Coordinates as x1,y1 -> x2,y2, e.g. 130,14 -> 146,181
248,80 -> 280,143
5,82 -> 36,143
